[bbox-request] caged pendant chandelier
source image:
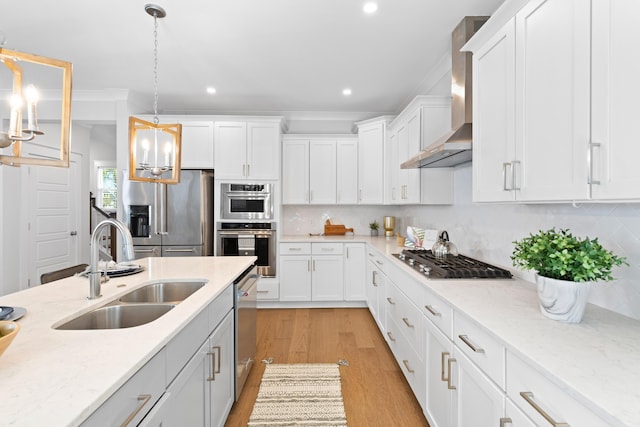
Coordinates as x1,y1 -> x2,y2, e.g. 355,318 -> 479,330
128,3 -> 182,184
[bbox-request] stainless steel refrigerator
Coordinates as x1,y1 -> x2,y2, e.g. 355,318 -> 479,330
122,169 -> 214,258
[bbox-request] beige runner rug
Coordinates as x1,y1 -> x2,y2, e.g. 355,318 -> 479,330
247,363 -> 347,426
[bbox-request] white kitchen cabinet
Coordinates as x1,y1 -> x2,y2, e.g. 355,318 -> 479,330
214,120 -> 281,180
82,350 -> 167,427
343,243 -> 366,301
590,0 -> 640,200
365,249 -> 387,332
281,138 -> 309,204
336,138 -> 359,204
356,119 -> 388,204
180,121 -> 215,169
424,316 -> 455,427
282,136 -> 356,205
384,129 -> 399,204
397,109 -> 421,204
470,0 -> 597,202
279,242 -> 344,301
309,139 -> 337,204
452,348 -> 506,427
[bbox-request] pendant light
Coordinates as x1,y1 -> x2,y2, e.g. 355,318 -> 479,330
128,4 -> 181,184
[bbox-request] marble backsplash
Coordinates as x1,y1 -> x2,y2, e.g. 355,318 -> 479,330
282,163 -> 640,320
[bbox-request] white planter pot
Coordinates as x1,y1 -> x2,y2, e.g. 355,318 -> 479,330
535,274 -> 592,323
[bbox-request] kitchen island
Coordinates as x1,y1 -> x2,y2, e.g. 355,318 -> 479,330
0,256 -> 256,427
281,234 -> 640,427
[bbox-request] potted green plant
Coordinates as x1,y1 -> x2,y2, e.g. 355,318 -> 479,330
511,228 -> 627,323
369,220 -> 380,237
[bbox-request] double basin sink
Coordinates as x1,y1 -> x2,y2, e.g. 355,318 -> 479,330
56,280 -> 206,330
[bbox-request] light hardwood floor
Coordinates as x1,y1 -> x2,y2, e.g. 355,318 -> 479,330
225,308 -> 430,426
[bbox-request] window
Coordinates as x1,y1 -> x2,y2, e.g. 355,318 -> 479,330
97,165 -> 117,210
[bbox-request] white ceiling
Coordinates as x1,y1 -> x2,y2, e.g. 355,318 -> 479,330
1,0 -> 504,117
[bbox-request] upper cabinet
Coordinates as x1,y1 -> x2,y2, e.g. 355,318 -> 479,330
356,118 -> 391,205
386,97 -> 454,205
469,0 -> 640,202
180,121 -> 215,169
214,119 -> 282,180
282,135 -> 356,205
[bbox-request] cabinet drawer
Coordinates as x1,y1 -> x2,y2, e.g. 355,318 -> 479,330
386,316 -> 426,406
422,288 -> 453,340
256,280 -> 279,300
454,312 -> 505,389
280,242 -> 312,254
82,349 -> 166,427
366,249 -> 387,271
506,350 -> 611,427
386,282 -> 424,356
312,242 -> 343,255
209,286 -> 233,330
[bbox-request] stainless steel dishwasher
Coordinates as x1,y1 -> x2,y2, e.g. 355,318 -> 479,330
234,264 -> 259,400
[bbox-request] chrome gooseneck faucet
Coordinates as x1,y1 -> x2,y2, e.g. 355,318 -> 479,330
88,218 -> 135,300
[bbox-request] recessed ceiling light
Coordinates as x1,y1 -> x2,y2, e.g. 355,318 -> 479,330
363,2 -> 378,14
342,88 -> 352,96
206,87 -> 216,94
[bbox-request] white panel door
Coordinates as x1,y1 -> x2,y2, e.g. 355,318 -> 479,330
247,122 -> 280,180
26,147 -> 80,287
424,319 -> 454,427
281,139 -> 309,204
514,0 -> 590,201
336,138 -> 358,204
180,121 -> 214,169
344,243 -> 366,301
214,122 -> 247,179
357,123 -> 384,204
311,255 -> 343,301
309,139 -> 336,204
591,0 -> 640,200
279,255 -> 312,301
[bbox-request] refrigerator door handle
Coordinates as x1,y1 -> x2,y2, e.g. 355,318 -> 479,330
159,183 -> 168,235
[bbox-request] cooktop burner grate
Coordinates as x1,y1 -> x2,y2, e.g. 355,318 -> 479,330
393,249 -> 513,279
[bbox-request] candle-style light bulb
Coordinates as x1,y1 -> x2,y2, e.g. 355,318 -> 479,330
8,94 -> 23,137
24,84 -> 39,132
164,141 -> 173,167
141,138 -> 150,165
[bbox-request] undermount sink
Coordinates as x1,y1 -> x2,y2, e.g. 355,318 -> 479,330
118,281 -> 206,304
56,304 -> 175,330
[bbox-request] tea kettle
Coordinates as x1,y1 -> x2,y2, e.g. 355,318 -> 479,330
432,231 -> 458,257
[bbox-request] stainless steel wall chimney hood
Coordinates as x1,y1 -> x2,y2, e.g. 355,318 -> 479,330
401,16 -> 488,169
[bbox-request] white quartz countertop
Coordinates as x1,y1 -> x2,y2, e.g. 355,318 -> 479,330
0,256 -> 256,427
283,235 -> 640,426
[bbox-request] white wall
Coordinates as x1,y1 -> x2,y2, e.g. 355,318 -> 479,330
283,164 -> 640,320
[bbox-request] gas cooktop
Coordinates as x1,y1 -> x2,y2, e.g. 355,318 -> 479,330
393,248 -> 513,279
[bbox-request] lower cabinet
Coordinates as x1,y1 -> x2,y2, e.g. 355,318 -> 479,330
365,250 -> 387,332
141,310 -> 234,427
424,318 -> 454,427
344,243 -> 366,301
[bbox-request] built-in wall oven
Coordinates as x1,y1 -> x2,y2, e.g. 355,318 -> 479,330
220,183 -> 273,220
217,222 -> 276,277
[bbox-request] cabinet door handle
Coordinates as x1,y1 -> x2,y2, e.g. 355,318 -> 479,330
288,247 -> 302,251
372,270 -> 378,286
520,392 -> 570,427
386,297 -> 395,305
375,260 -> 383,266
402,317 -> 414,328
386,331 -> 396,342
502,162 -> 512,191
257,290 -> 269,294
207,346 -> 222,381
500,418 -> 513,427
402,359 -> 415,374
312,260 -> 316,271
424,305 -> 441,317
346,247 -> 349,259
310,190 -> 313,202
511,160 -> 521,190
247,164 -> 250,177
441,352 -> 450,381
458,334 -> 485,353
242,164 -> 246,177
120,394 -> 152,427
359,189 -> 362,201
447,358 -> 457,390
588,142 -> 601,185
321,247 -> 334,251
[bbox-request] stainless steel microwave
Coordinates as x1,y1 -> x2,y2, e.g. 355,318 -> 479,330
220,183 -> 274,220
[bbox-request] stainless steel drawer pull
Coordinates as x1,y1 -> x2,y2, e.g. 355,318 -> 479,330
386,297 -> 395,305
447,358 -> 456,390
441,352 -> 450,381
288,247 -> 302,251
520,392 -> 570,427
502,162 -> 511,191
120,394 -> 152,427
207,346 -> 222,381
458,334 -> 485,353
424,305 -> 441,317
375,260 -> 383,265
402,359 -> 415,374
500,418 -> 513,427
321,247 -> 334,251
387,332 -> 396,342
402,317 -> 414,328
256,290 -> 269,294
